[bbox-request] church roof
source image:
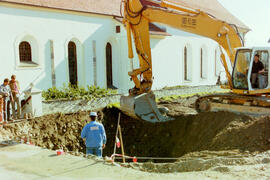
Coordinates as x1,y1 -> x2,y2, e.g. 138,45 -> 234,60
114,17 -> 171,36
169,0 -> 249,30
0,0 -> 249,30
0,0 -> 122,16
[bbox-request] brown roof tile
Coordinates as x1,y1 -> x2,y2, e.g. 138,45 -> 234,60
140,0 -> 249,30
149,23 -> 171,36
0,0 -> 249,30
167,0 -> 249,30
0,0 -> 122,16
114,17 -> 171,36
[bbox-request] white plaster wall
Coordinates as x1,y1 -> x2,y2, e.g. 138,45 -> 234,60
149,27 -> 225,90
0,6 -> 122,92
115,25 -> 226,93
0,5 -> 225,95
116,29 -> 140,94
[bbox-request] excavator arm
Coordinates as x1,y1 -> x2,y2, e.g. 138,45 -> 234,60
124,0 -> 243,92
120,0 -> 244,122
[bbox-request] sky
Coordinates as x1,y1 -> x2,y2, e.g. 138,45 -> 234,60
217,0 -> 270,46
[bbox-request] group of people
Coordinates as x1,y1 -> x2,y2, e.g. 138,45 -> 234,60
0,75 -> 106,157
0,75 -> 21,123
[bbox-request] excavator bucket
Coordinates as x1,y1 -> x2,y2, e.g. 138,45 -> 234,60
120,92 -> 171,122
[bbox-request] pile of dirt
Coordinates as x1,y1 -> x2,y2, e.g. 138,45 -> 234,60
0,112 -> 87,153
0,96 -> 270,163
126,150 -> 270,173
0,111 -> 103,154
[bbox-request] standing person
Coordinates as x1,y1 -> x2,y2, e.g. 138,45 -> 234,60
81,112 -> 106,157
9,75 -> 21,119
0,86 -> 4,123
0,78 -> 12,122
251,54 -> 264,88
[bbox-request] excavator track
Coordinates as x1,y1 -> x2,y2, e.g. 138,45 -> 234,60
195,93 -> 270,116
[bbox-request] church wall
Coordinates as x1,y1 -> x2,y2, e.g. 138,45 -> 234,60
0,5 -> 225,95
0,6 -> 121,92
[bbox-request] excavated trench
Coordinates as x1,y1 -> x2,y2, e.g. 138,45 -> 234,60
103,108 -> 270,159
0,100 -> 270,173
1,107 -> 270,157
1,95 -> 270,172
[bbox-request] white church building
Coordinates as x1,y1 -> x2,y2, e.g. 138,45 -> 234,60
0,0 -> 249,94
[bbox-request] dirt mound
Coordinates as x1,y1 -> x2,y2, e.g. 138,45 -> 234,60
0,111 -> 102,153
126,150 -> 270,173
0,113 -> 82,152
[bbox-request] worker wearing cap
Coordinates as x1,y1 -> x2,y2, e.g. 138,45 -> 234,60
81,112 -> 106,157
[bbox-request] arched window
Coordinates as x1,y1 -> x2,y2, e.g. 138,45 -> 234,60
184,46 -> 188,81
68,41 -> 78,86
215,49 -> 217,76
215,48 -> 222,76
200,48 -> 203,78
19,41 -> 32,62
200,47 -> 207,79
106,43 -> 113,88
183,45 -> 192,81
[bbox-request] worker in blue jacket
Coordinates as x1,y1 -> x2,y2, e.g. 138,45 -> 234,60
81,112 -> 106,157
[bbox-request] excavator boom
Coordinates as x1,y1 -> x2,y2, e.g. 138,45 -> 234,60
123,0 -> 243,91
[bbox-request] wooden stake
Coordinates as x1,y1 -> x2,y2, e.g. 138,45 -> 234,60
118,125 -> 125,163
113,113 -> 121,161
0,97 -> 3,123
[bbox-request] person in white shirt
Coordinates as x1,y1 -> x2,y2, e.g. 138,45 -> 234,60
0,78 -> 12,122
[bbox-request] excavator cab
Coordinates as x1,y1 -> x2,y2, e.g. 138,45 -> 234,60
232,48 -> 270,91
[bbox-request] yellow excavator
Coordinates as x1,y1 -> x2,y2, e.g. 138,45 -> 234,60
120,0 -> 270,122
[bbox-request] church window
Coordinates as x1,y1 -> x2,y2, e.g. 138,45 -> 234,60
184,46 -> 188,81
68,41 -> 78,86
200,48 -> 203,78
19,41 -> 32,62
183,45 -> 192,81
200,47 -> 207,79
106,43 -> 113,88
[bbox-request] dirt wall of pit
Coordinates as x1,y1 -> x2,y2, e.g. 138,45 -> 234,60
103,108 -> 270,158
1,107 -> 270,159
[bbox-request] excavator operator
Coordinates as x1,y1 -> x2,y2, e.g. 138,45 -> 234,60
251,54 -> 264,88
